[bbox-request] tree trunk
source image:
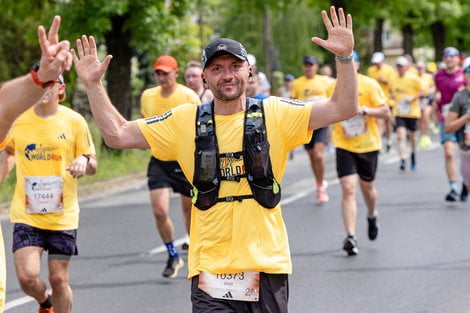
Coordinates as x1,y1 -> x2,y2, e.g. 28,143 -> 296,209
104,15 -> 133,120
263,3 -> 273,85
402,24 -> 414,57
373,18 -> 384,52
431,21 -> 445,61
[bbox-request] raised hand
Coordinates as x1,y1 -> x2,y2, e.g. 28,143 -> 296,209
312,6 -> 354,57
37,16 -> 73,82
72,35 -> 113,87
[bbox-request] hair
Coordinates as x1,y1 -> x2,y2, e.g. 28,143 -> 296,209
186,60 -> 202,70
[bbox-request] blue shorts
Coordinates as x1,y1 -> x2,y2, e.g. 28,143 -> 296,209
13,223 -> 78,260
439,121 -> 457,143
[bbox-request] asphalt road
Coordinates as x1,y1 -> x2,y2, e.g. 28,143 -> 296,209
2,141 -> 469,313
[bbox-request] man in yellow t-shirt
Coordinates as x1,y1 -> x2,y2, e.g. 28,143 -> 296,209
0,16 -> 73,313
74,7 -> 358,311
366,51 -> 397,152
0,76 -> 96,313
328,51 -> 389,256
389,56 -> 422,171
140,55 -> 201,279
291,55 -> 332,204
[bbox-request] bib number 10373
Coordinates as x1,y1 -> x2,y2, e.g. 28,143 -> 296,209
198,271 -> 260,302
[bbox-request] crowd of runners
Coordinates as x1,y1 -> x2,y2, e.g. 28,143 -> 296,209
0,6 -> 469,313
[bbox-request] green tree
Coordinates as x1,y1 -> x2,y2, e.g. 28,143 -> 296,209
56,0 -> 197,120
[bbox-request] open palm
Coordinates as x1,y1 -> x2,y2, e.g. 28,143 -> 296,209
312,6 -> 354,56
72,35 -> 112,87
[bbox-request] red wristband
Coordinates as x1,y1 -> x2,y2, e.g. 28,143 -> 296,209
30,63 -> 55,88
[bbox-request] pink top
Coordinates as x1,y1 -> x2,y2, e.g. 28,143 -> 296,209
434,67 -> 467,121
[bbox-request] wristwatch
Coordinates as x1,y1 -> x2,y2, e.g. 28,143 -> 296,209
361,108 -> 368,116
30,63 -> 55,88
336,54 -> 354,64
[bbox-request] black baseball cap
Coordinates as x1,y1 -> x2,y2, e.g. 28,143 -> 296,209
201,38 -> 249,69
303,56 -> 318,65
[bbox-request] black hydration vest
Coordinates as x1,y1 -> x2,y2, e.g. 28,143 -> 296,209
192,98 -> 281,210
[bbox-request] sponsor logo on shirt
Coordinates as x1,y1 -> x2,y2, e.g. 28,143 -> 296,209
24,143 -> 62,161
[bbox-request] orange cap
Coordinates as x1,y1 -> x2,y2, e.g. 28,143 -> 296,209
154,55 -> 178,73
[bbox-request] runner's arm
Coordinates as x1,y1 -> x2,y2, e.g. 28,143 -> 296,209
361,105 -> 390,119
72,36 -> 149,150
0,147 -> 15,183
308,7 -> 358,130
0,16 -> 72,142
445,111 -> 470,133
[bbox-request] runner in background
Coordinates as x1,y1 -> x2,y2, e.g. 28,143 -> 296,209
247,54 -> 271,96
367,52 -> 396,153
445,58 -> 470,202
184,61 -> 214,103
434,47 -> 468,202
140,55 -> 201,278
416,61 -> 436,149
291,55 -> 333,204
389,56 -> 422,171
328,51 -> 390,255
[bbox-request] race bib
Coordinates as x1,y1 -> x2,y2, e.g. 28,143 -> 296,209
25,176 -> 64,214
441,103 -> 451,118
341,114 -> 367,138
398,97 -> 412,115
198,271 -> 260,302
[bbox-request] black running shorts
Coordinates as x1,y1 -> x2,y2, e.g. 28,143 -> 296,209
13,223 -> 78,260
147,156 -> 192,197
304,126 -> 329,150
395,117 -> 418,132
191,272 -> 289,313
336,148 -> 379,182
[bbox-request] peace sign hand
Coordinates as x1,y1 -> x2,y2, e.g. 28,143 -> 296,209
37,16 -> 73,82
312,6 -> 354,57
71,35 -> 113,87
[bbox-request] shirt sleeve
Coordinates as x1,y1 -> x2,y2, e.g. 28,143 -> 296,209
369,79 -> 387,107
137,109 -> 179,160
268,97 -> 313,150
74,116 -> 96,157
449,92 -> 461,114
140,91 -> 150,118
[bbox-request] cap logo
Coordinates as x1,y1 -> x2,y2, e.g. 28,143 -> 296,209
217,44 -> 228,51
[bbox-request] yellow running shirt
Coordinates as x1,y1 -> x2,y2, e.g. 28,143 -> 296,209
137,97 -> 313,278
366,63 -> 397,99
389,72 -> 422,118
418,72 -> 435,97
6,106 -> 95,230
140,83 -> 201,118
328,74 -> 387,153
290,75 -> 331,102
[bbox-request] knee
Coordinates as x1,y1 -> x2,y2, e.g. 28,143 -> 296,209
17,272 -> 37,290
342,184 -> 355,198
49,272 -> 68,292
153,207 -> 168,222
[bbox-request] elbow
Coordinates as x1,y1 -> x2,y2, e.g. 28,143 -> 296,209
102,135 -> 124,149
346,97 -> 360,119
